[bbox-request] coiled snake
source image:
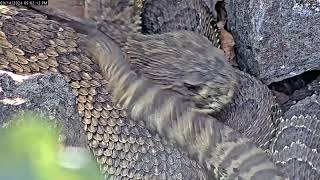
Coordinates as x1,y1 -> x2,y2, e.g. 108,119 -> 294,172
0,1 -> 319,180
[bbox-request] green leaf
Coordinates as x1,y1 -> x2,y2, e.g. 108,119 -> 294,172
0,111 -> 103,180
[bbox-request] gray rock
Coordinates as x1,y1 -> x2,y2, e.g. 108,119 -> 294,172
0,71 -> 86,147
281,75 -> 320,111
225,0 -> 320,84
309,75 -> 320,94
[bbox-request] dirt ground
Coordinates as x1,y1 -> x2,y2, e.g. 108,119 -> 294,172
48,0 -> 85,18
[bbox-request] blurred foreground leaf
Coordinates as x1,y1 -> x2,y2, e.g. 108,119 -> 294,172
0,112 -> 103,180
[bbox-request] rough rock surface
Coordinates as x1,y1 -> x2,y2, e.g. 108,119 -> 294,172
280,75 -> 320,111
225,0 -> 320,84
0,71 -> 86,147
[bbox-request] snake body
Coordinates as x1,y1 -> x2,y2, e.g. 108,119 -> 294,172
123,31 -> 237,114
271,92 -> 320,179
215,69 -> 281,149
0,4 -> 282,180
84,1 -> 320,179
85,30 -> 283,179
0,1 -> 318,180
95,0 -> 278,150
140,0 -> 220,47
0,5 -> 208,179
84,1 -> 320,178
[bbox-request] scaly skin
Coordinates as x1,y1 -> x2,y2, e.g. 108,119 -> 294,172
82,2 -> 320,179
6,3 -> 280,179
86,31 -> 284,180
94,19 -> 239,116
84,0 -> 220,47
84,0 -> 142,27
123,31 -> 238,114
84,0 -> 237,115
30,5 -> 279,179
271,93 -> 320,179
6,4 -> 320,180
98,8 -> 279,150
0,5 -> 208,180
125,0 -> 281,150
216,69 -> 281,149
85,1 -> 319,179
140,0 -> 220,47
271,115 -> 320,180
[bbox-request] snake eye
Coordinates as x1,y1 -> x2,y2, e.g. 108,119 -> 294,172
184,82 -> 202,93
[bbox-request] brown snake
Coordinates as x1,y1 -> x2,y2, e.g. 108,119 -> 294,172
0,5 -> 207,179
0,3 -> 285,180
84,27 -> 284,179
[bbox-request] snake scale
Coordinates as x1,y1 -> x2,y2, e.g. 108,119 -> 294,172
48,1 -> 282,178
0,1 -> 318,179
35,3 -> 282,179
39,1 -> 282,179
0,5 -> 207,180
89,0 -> 278,149
86,28 -> 283,179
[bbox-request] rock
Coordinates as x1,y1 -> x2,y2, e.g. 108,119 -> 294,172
201,0 -> 223,17
225,0 -> 320,84
0,71 -> 86,147
272,90 -> 289,105
309,75 -> 320,94
281,75 -> 320,112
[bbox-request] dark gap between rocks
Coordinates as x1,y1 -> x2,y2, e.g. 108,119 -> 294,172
269,70 -> 320,112
269,70 -> 320,95
216,1 -> 226,25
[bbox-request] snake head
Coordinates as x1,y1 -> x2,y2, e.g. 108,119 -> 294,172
182,70 -> 238,114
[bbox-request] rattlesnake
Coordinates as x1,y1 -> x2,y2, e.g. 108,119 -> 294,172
85,28 -> 283,179
48,1 -> 315,178
90,0 -> 279,150
0,5 -> 207,179
0,1 -> 318,180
